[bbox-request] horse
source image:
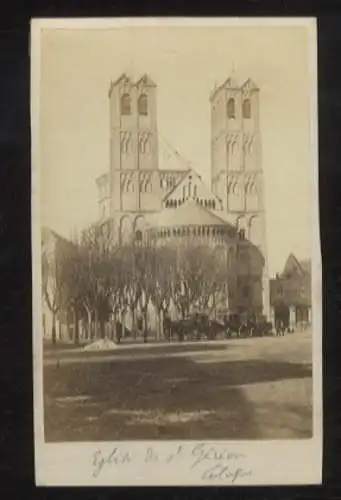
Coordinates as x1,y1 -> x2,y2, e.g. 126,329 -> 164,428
199,318 -> 226,340
223,314 -> 249,338
163,314 -> 210,342
274,318 -> 286,336
163,317 -> 186,342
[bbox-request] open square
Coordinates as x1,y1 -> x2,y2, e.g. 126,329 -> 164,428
43,329 -> 312,441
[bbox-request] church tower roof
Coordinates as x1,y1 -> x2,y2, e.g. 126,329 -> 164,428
136,74 -> 157,87
147,199 -> 235,229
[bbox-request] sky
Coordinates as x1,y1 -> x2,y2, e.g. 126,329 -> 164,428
37,21 -> 317,277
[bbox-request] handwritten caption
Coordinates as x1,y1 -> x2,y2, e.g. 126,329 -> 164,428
92,443 -> 252,483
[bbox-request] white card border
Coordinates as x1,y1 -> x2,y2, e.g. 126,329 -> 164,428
31,17 -> 322,486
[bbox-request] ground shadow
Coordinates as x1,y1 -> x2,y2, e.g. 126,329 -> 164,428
43,354 -> 312,442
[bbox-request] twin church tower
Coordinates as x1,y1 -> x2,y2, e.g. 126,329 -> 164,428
96,72 -> 269,315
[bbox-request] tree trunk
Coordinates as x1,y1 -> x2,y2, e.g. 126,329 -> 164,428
94,309 -> 99,339
67,309 -> 72,341
131,307 -> 136,339
121,309 -> 127,338
58,310 -> 62,340
99,319 -> 105,339
155,309 -> 161,341
143,310 -> 148,343
74,307 -> 80,345
112,311 -> 117,342
51,311 -> 57,346
85,307 -> 92,341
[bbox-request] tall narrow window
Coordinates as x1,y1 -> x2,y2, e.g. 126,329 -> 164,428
138,94 -> 148,115
126,180 -> 134,193
120,93 -> 131,115
227,98 -> 235,119
135,230 -> 142,242
242,99 -> 251,119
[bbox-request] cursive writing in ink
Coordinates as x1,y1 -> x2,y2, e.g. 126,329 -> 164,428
92,448 -> 131,478
202,464 -> 252,482
191,443 -> 245,469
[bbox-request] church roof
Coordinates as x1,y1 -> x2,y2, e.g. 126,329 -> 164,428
41,226 -> 72,246
210,76 -> 259,101
241,78 -> 259,92
211,210 -> 237,226
210,75 -> 240,101
298,259 -> 311,276
146,199 -> 235,229
280,253 -> 311,279
136,74 -> 157,87
158,136 -> 193,172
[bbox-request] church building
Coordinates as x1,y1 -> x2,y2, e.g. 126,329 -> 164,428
95,73 -> 270,319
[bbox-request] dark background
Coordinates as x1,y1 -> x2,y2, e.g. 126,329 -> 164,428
0,2 -> 341,499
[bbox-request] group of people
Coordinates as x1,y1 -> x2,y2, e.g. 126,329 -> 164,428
113,310 -> 293,344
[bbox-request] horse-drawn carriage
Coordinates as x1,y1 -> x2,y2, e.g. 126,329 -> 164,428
219,312 -> 273,338
163,310 -> 273,342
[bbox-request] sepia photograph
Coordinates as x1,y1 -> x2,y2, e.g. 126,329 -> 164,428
31,18 -> 322,486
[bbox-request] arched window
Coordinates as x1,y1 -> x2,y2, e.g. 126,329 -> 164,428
227,98 -> 235,119
212,200 -> 216,210
145,181 -> 152,193
126,180 -> 133,193
174,200 -> 178,208
138,94 -> 148,115
120,93 -> 131,115
243,99 -> 251,119
135,229 -> 143,242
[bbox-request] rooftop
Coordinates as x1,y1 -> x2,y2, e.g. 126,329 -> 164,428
146,199 -> 236,229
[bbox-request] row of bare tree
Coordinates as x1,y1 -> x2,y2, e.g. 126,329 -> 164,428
42,227 -> 230,345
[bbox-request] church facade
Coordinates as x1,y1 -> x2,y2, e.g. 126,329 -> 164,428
95,73 -> 270,319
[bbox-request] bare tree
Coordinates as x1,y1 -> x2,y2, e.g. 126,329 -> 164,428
75,223 -> 118,341
41,233 -> 72,345
175,244 -> 228,319
150,246 -> 177,339
134,244 -> 156,342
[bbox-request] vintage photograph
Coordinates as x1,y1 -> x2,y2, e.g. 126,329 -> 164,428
32,18 -> 321,485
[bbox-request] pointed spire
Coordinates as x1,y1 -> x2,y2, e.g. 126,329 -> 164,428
229,59 -> 238,88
